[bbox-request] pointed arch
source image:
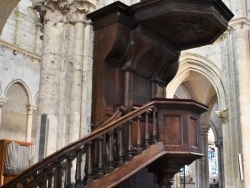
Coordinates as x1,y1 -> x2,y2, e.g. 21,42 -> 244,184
4,79 -> 32,104
0,0 -> 20,35
166,53 -> 227,109
34,91 -> 39,104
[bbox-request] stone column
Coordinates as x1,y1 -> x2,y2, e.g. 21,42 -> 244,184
80,23 -> 94,137
37,3 -> 64,156
219,26 -> 242,188
32,0 -> 96,158
230,1 -> 250,187
26,105 -> 37,142
214,140 -> 224,188
0,97 -> 7,129
196,127 -> 209,188
68,13 -> 87,143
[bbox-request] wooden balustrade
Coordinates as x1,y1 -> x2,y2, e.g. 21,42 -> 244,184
0,99 -> 207,188
1,100 -> 160,188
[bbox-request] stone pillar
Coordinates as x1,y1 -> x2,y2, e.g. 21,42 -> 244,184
32,0 -> 96,157
229,1 -> 250,187
0,97 -> 7,129
214,140 -> 224,188
233,21 -> 250,188
219,25 -> 243,188
26,105 -> 37,142
68,13 -> 86,143
80,23 -> 94,137
38,4 -> 64,156
196,127 -> 209,188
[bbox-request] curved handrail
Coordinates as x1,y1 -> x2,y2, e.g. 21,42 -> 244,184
95,105 -> 127,129
1,98 -> 207,187
1,101 -> 157,188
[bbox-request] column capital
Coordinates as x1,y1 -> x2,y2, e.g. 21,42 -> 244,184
218,26 -> 234,41
27,104 -> 38,114
33,0 -> 96,23
0,97 -> 8,109
214,140 -> 223,148
215,108 -> 229,124
201,127 -> 210,136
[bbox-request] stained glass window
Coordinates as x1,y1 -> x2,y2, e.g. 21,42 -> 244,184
180,165 -> 188,176
208,145 -> 218,176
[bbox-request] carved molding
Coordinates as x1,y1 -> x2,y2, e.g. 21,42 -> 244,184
215,108 -> 229,124
201,127 -> 210,136
32,0 -> 96,31
218,26 -> 234,41
0,39 -> 41,61
214,140 -> 223,148
27,104 -> 38,114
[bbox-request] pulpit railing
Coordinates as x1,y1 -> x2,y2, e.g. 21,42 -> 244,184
1,100 -> 161,188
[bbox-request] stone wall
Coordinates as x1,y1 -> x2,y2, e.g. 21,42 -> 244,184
0,0 -> 42,55
0,0 -> 42,143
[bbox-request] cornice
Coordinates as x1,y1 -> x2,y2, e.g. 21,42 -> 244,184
0,39 -> 41,62
217,17 -> 250,41
229,17 -> 249,28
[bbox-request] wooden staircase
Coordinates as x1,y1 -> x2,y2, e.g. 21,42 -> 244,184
0,0 -> 233,187
0,99 -> 208,188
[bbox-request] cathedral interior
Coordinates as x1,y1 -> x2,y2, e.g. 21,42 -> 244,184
0,0 -> 249,188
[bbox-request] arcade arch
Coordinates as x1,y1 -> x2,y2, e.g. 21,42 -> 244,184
167,54 -> 224,188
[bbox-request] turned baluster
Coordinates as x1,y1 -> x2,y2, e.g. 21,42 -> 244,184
20,177 -> 28,187
145,111 -> 150,149
42,166 -> 49,188
136,115 -> 143,154
54,161 -> 62,188
64,154 -> 71,188
97,136 -> 104,178
102,134 -> 108,173
85,142 -> 94,184
47,170 -> 53,188
93,140 -> 98,174
75,147 -> 83,188
37,179 -> 43,188
108,131 -> 114,172
127,120 -> 134,159
117,126 -> 124,166
152,107 -> 158,143
25,179 -> 36,188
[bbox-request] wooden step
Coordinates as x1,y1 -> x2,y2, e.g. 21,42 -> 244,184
84,142 -> 166,188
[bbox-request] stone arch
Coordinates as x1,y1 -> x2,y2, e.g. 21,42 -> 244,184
210,120 -> 219,141
4,79 -> 32,104
34,91 -> 39,104
166,53 -> 227,109
167,53 -> 225,188
0,0 -> 20,35
0,80 -> 29,141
